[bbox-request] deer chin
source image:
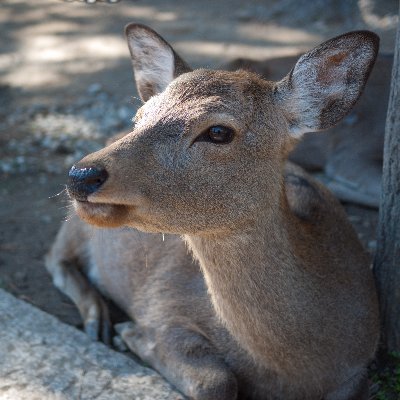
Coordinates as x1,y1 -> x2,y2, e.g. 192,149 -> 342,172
72,199 -> 164,233
73,200 -> 129,228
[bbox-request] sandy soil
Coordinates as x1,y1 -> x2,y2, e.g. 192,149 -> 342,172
0,0 -> 397,335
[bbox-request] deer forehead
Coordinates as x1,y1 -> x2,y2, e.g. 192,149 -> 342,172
134,69 -> 277,135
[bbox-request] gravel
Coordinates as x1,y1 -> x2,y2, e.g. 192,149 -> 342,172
0,85 -> 139,175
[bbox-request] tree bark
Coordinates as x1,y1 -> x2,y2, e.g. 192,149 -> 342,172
374,10 -> 400,352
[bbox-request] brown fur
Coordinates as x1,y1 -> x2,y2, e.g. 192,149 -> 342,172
46,25 -> 380,399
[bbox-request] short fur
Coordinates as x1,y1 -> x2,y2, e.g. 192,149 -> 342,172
46,24 -> 380,400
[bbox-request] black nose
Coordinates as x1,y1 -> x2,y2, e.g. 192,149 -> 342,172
68,165 -> 108,201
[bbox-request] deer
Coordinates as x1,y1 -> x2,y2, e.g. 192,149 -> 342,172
46,24 -> 380,400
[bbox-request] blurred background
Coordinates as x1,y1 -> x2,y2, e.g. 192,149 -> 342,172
0,0 -> 398,357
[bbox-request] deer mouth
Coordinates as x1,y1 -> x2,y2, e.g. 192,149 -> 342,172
73,199 -> 129,228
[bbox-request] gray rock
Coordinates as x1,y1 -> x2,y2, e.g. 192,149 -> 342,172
87,83 -> 103,95
0,289 -> 184,400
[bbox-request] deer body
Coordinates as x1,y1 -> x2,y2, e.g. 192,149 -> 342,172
48,214 -> 278,400
47,25 -> 380,399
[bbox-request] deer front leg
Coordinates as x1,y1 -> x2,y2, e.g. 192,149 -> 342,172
45,222 -> 111,344
115,322 -> 238,400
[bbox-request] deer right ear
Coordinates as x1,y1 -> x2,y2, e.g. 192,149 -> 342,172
125,23 -> 192,102
275,31 -> 379,138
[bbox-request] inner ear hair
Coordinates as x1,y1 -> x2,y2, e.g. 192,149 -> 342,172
125,23 -> 191,102
276,30 -> 379,137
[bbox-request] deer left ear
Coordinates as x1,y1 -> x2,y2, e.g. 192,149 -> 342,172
125,23 -> 192,102
275,31 -> 379,138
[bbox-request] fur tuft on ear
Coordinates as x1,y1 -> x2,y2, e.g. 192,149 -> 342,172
275,31 -> 379,137
125,23 -> 192,102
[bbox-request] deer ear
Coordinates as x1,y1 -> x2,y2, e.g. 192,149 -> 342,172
275,31 -> 379,137
125,23 -> 192,102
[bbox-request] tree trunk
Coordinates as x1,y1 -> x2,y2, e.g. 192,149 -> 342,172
373,10 -> 400,352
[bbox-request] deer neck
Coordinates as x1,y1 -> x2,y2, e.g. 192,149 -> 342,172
184,186 -> 297,369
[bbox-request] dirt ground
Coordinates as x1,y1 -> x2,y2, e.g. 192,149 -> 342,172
0,0 -> 398,356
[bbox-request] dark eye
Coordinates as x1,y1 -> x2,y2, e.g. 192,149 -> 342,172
195,125 -> 234,145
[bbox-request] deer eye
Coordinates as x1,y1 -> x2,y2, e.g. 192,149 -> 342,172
194,125 -> 234,145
